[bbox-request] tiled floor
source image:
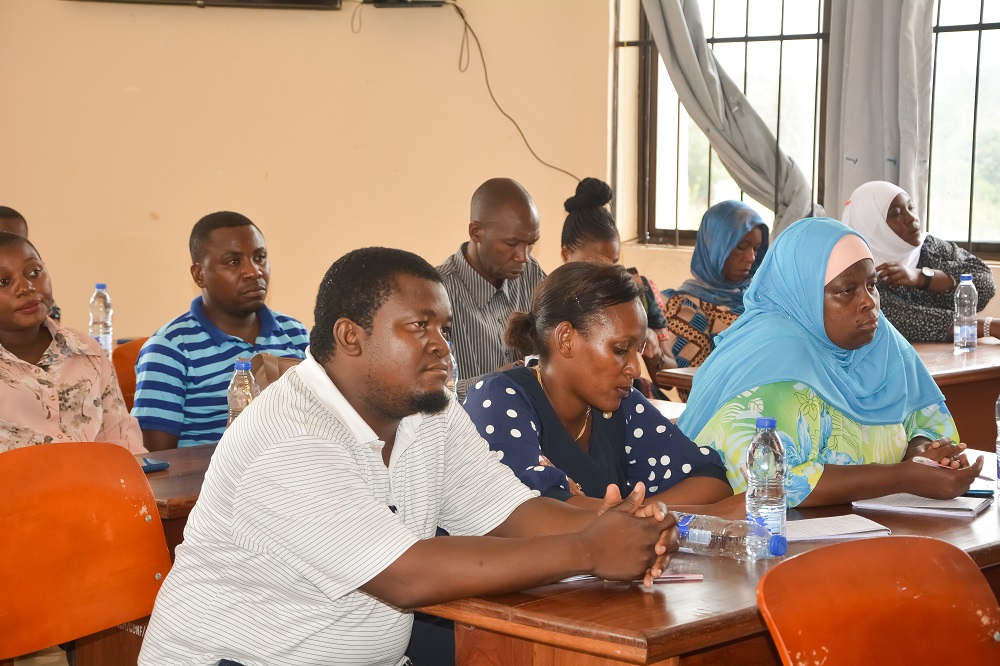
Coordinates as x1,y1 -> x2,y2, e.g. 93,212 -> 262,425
13,647 -> 69,666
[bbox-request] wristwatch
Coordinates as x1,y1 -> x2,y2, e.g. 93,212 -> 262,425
920,266 -> 934,290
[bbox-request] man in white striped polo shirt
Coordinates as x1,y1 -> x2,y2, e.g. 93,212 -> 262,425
139,247 -> 677,666
437,178 -> 546,401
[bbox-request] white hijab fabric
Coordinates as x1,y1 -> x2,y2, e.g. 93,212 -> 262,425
841,181 -> 925,268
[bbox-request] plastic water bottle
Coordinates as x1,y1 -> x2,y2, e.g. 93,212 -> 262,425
446,342 -> 459,396
675,512 -> 787,563
227,359 -> 261,426
746,416 -> 786,538
995,394 -> 1000,491
88,283 -> 113,358
954,274 -> 978,352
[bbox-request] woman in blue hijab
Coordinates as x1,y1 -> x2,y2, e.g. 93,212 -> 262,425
661,201 -> 769,375
677,217 -> 982,507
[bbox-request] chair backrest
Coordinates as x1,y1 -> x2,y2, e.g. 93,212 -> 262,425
757,536 -> 1000,665
112,336 -> 148,412
0,442 -> 172,660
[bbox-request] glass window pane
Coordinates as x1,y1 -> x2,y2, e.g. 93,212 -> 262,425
928,32 -> 978,241
712,43 -> 747,93
686,123 -> 712,231
654,60 -> 683,233
710,0 -> 748,39
984,0 -> 1000,23
745,41 -> 781,137
936,0 -> 983,26
710,149 -> 742,206
778,40 -> 819,183
783,0 -> 822,35
747,0 -> 782,36
972,30 -> 1000,242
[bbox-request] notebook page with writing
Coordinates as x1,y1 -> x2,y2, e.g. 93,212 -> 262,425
785,514 -> 890,542
852,493 -> 994,517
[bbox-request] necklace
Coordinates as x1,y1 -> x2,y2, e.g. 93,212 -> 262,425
534,365 -> 591,441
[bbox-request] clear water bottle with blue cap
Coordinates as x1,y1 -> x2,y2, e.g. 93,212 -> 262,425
227,358 -> 260,427
746,416 -> 786,538
674,512 -> 787,563
88,283 -> 113,358
954,274 -> 977,352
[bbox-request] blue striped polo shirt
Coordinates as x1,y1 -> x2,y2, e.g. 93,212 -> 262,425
132,297 -> 309,447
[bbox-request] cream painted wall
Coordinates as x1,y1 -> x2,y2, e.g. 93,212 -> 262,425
0,0 -> 613,338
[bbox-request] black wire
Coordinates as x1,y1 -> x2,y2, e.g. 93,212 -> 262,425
349,0 -> 364,34
449,2 -> 581,182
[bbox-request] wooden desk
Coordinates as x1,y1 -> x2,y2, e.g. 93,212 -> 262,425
137,444 -> 216,558
914,341 -> 1000,449
655,342 -> 1000,452
422,501 -> 1000,665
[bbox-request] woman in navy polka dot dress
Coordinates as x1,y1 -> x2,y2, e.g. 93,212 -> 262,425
462,262 -> 732,508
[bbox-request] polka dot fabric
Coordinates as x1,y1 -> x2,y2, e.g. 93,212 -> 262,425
462,368 -> 727,500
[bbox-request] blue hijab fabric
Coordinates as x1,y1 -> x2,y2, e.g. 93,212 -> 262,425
676,200 -> 770,309
677,217 -> 945,438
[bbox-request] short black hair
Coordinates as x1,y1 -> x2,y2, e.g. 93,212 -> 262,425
561,178 -> 618,250
189,211 -> 260,263
0,231 -> 40,258
505,262 -> 640,359
310,247 -> 444,363
0,206 -> 25,222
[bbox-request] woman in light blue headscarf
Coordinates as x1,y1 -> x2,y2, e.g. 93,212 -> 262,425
677,217 -> 982,507
661,201 -> 769,373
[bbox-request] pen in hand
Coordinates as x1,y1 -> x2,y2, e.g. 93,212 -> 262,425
912,455 -> 992,481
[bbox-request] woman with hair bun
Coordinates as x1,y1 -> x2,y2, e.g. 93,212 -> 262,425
560,178 -> 678,388
462,261 -> 732,509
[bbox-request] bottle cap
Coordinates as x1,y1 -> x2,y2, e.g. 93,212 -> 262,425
95,283 -> 107,290
234,359 -> 252,371
755,417 -> 777,429
961,274 -> 973,281
768,534 -> 788,557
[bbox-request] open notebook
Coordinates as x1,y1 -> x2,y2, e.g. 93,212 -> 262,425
785,514 -> 890,542
852,493 -> 994,517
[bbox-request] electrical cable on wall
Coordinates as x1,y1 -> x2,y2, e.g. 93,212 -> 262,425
348,1 -> 580,182
448,2 -> 580,182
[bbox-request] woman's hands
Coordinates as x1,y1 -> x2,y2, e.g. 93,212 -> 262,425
905,436 -> 969,467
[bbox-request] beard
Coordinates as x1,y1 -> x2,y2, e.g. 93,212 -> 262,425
408,389 -> 450,416
363,382 -> 450,422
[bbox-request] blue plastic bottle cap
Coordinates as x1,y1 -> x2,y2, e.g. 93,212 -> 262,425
960,274 -> 973,281
95,283 -> 107,290
234,360 -> 252,371
755,417 -> 777,429
769,535 -> 788,557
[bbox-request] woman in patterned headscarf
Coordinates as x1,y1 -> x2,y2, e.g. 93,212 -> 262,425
659,201 -> 769,395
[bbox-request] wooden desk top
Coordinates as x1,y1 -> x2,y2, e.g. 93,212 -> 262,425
137,445 -> 216,520
656,340 -> 1000,392
421,501 -> 1000,664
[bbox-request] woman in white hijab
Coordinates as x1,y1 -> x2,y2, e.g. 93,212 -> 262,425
842,181 -> 995,343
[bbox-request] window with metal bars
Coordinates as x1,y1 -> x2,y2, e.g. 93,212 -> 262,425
927,0 -> 1000,253
631,0 -> 999,254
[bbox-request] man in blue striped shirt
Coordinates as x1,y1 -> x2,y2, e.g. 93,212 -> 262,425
132,211 -> 308,450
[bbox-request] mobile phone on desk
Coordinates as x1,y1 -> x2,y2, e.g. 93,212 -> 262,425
141,457 -> 170,473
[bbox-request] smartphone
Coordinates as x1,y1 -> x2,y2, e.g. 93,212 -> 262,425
141,457 -> 170,473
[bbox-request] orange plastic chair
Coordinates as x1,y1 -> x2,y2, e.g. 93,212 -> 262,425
112,336 -> 148,412
0,442 -> 172,661
757,536 -> 1000,665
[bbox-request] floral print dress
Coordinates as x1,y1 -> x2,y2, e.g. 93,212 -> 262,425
692,381 -> 958,506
